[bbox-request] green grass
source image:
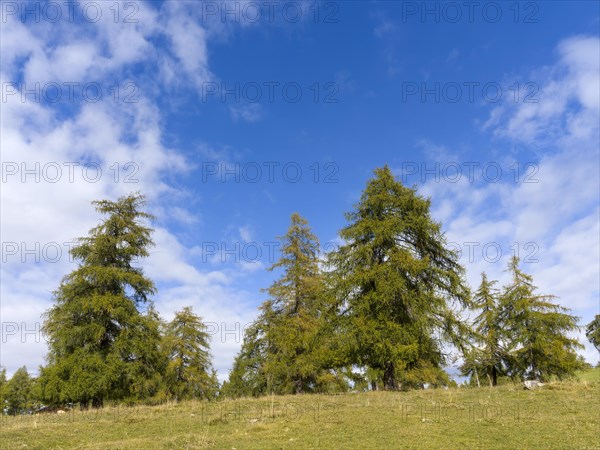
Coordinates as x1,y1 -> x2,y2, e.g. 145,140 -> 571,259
2,376 -> 599,449
577,367 -> 600,383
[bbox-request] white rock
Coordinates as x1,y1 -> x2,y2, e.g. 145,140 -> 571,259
523,380 -> 545,390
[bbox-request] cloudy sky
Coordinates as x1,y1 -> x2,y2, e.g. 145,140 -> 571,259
1,1 -> 598,379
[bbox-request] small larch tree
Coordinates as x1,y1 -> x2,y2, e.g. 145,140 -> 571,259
222,304 -> 272,398
498,256 -> 584,381
0,367 -> 7,410
586,314 -> 600,352
163,306 -> 218,400
5,366 -> 34,415
460,273 -> 512,386
225,213 -> 343,397
261,213 -> 330,394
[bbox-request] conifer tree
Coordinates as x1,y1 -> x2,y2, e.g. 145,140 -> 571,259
460,273 -> 511,386
0,367 -> 6,408
221,305 -> 272,398
225,213 -> 343,396
327,166 -> 471,390
498,256 -> 584,381
40,193 -> 165,407
5,366 -> 34,415
163,306 -> 218,400
586,315 -> 600,352
261,213 -> 329,394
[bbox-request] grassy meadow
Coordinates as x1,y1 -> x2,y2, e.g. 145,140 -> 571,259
2,369 -> 599,449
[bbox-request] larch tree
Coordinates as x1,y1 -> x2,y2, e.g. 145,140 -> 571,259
327,166 -> 471,390
460,273 -> 511,386
40,193 -> 165,408
586,314 -> 600,352
225,213 -> 342,396
0,367 -> 6,408
498,256 -> 584,381
163,306 -> 218,400
221,303 -> 273,398
5,366 -> 35,415
261,213 -> 329,394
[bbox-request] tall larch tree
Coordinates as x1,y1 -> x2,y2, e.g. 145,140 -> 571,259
498,256 -> 584,381
327,166 -> 471,390
40,193 -> 165,407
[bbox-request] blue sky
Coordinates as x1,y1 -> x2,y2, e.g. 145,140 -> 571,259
1,1 -> 599,379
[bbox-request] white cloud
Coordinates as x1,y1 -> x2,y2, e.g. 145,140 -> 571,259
485,35 -> 599,145
239,225 -> 253,242
159,2 -> 212,91
229,103 -> 262,123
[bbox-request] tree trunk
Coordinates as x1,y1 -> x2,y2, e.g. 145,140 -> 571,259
370,380 -> 377,391
492,366 -> 498,387
383,363 -> 397,390
92,398 -> 103,409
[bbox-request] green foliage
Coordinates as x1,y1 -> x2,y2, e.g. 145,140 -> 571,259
460,273 -> 511,386
5,367 -> 35,415
0,367 -> 7,409
225,213 -> 346,397
221,312 -> 270,398
497,257 -> 584,381
163,306 -> 218,400
40,193 -> 165,407
462,261 -> 586,385
326,166 -> 471,389
586,314 -> 600,351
